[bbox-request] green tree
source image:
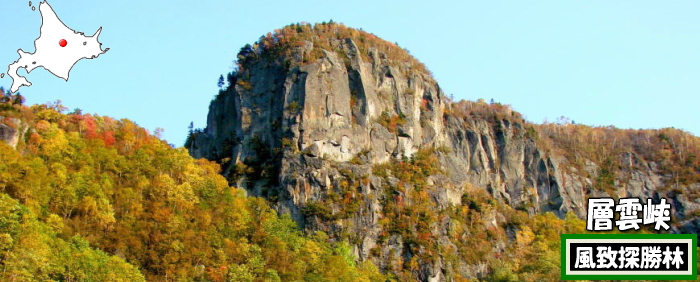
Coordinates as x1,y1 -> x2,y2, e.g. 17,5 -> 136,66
217,74 -> 225,89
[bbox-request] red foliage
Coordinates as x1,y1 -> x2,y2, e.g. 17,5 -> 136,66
82,115 -> 98,139
101,131 -> 116,146
418,232 -> 431,242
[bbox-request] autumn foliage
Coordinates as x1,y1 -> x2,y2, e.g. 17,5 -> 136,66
230,22 -> 432,87
0,97 -> 385,282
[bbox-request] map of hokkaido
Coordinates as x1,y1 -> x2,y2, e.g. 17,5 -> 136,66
5,1 -> 109,93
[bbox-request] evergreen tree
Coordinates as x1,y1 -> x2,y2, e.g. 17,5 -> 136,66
217,74 -> 225,89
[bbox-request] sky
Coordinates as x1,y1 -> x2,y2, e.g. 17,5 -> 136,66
1,0 -> 699,146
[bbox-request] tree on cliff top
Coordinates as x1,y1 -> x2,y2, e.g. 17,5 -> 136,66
233,22 -> 432,77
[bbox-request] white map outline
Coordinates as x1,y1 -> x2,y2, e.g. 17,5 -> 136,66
6,1 -> 109,93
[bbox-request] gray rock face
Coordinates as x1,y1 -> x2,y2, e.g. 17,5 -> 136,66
0,117 -> 26,148
190,38 -> 699,281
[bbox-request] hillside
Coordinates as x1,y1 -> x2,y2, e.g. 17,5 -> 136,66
188,22 -> 700,281
0,92 -> 385,281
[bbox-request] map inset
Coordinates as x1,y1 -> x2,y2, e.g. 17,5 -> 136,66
5,1 -> 109,93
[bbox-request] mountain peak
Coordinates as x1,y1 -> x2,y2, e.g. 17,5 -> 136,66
187,23 -> 700,281
233,22 -> 432,79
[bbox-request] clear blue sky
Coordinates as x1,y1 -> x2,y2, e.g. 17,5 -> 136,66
2,0 -> 699,145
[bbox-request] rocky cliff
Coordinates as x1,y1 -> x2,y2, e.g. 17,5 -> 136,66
0,116 -> 27,148
189,23 -> 700,281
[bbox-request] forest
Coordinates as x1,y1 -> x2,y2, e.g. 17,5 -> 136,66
0,90 -> 384,281
4,88 -> 696,281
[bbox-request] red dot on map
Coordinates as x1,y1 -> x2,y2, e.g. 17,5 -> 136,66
59,39 -> 67,47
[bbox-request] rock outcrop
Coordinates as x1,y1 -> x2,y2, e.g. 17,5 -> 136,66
189,24 -> 700,281
0,117 -> 26,148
